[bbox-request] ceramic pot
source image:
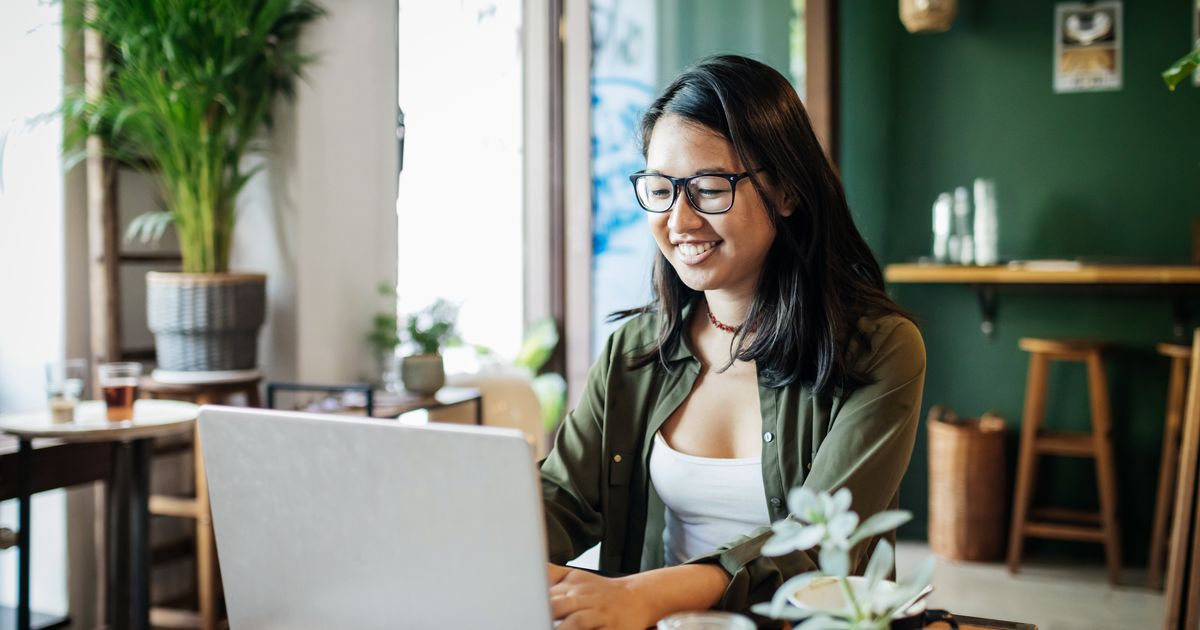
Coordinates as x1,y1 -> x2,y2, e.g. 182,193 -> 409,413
401,353 -> 445,395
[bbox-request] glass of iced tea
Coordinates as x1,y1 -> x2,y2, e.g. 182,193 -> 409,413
45,358 -> 88,423
98,362 -> 142,421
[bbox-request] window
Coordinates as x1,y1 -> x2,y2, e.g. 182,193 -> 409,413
0,0 -> 69,617
396,1 -> 525,364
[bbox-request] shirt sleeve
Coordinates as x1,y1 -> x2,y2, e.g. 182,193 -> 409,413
690,317 -> 927,614
539,330 -> 616,564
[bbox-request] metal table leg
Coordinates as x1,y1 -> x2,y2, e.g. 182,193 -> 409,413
17,438 -> 32,630
107,439 -> 152,630
131,439 -> 151,630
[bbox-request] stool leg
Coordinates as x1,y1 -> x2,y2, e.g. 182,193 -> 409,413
194,424 -> 219,630
1086,352 -> 1122,585
1009,352 -> 1049,574
1150,356 -> 1189,589
246,383 -> 261,408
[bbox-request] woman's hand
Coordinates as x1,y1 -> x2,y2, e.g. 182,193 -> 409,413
546,562 -> 731,630
547,564 -> 656,630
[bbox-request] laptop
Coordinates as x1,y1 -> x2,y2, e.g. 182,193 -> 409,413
199,406 -> 554,629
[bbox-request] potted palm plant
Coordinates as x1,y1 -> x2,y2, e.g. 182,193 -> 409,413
64,0 -> 323,372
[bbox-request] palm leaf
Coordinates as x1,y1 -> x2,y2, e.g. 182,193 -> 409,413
63,0 -> 325,273
1164,48 -> 1200,91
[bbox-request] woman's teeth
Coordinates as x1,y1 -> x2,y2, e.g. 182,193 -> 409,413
677,242 -> 718,256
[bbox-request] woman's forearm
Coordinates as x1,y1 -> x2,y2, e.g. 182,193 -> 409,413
617,563 -> 731,624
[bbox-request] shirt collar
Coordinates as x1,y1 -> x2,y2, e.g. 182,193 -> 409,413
663,299 -> 699,364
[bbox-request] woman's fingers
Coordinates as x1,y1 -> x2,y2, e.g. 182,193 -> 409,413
547,562 -> 572,585
555,608 -> 604,630
549,588 -> 589,619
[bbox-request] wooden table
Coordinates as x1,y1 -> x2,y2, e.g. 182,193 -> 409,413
266,383 -> 484,424
0,400 -> 199,630
370,386 -> 483,422
884,262 -> 1200,337
948,614 -> 1036,629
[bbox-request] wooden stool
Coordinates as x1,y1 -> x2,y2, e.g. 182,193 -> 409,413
1149,343 -> 1192,589
1007,338 -> 1121,584
142,372 -> 261,630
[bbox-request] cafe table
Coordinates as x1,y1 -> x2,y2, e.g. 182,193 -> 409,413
0,399 -> 199,630
884,262 -> 1200,338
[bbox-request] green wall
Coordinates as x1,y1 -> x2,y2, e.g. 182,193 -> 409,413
841,1 -> 1200,562
656,0 -> 797,91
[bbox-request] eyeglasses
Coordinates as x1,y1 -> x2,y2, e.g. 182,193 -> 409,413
628,170 -> 763,215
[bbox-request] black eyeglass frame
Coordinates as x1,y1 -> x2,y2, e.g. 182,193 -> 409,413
628,168 -> 766,215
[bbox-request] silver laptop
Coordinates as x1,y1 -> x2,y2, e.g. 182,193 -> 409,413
199,406 -> 553,629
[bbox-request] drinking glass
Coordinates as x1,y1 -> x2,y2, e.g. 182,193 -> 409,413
45,358 -> 88,423
98,362 -> 142,421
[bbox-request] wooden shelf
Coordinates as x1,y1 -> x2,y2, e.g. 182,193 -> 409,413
118,252 -> 182,264
885,263 -> 1200,285
883,263 -> 1200,338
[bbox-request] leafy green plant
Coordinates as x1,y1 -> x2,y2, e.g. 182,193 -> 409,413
513,318 -> 568,432
752,488 -> 934,629
1163,48 -> 1200,90
366,283 -> 401,357
406,299 -> 459,355
62,0 -> 324,273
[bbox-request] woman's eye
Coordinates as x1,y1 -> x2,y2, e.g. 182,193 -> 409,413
698,188 -> 726,198
650,188 -> 672,198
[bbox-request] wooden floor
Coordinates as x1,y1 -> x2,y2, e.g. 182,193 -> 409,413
897,542 -> 1162,630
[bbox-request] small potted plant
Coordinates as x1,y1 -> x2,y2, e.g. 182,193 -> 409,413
366,283 -> 403,391
401,299 -> 459,395
751,488 -> 947,630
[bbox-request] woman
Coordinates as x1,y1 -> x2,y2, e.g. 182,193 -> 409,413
542,54 -> 925,629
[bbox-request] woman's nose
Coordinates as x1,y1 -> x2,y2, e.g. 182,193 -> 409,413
667,188 -> 705,234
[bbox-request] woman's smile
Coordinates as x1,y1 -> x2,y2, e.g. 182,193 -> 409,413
673,239 -> 722,264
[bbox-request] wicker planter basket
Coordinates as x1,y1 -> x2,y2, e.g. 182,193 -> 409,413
900,0 -> 957,33
146,272 -> 267,372
927,405 -> 1007,561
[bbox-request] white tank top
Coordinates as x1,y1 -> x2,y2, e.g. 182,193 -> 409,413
649,431 -> 771,566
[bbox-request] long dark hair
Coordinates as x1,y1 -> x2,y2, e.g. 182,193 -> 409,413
611,54 -> 910,395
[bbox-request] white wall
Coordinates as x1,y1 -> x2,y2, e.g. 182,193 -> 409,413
233,0 -> 399,384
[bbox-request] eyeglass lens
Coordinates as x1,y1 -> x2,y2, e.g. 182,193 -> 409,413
634,175 -> 734,213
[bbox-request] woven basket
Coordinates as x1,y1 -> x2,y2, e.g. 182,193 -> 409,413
927,405 -> 1007,561
899,0 -> 957,33
146,272 -> 267,372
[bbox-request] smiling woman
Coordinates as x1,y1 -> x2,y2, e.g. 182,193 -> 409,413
540,55 -> 926,629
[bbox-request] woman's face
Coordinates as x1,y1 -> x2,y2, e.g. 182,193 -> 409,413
644,114 -> 788,298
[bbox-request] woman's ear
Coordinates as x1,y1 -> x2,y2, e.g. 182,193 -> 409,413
777,191 -> 796,218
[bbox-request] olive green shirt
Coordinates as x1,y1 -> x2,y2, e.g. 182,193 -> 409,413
539,309 -> 926,616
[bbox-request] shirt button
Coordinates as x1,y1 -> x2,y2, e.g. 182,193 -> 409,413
763,432 -> 774,443
612,454 -> 622,463
769,497 -> 782,508
806,461 -> 812,470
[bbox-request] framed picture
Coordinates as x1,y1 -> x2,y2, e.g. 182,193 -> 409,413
1054,1 -> 1122,93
